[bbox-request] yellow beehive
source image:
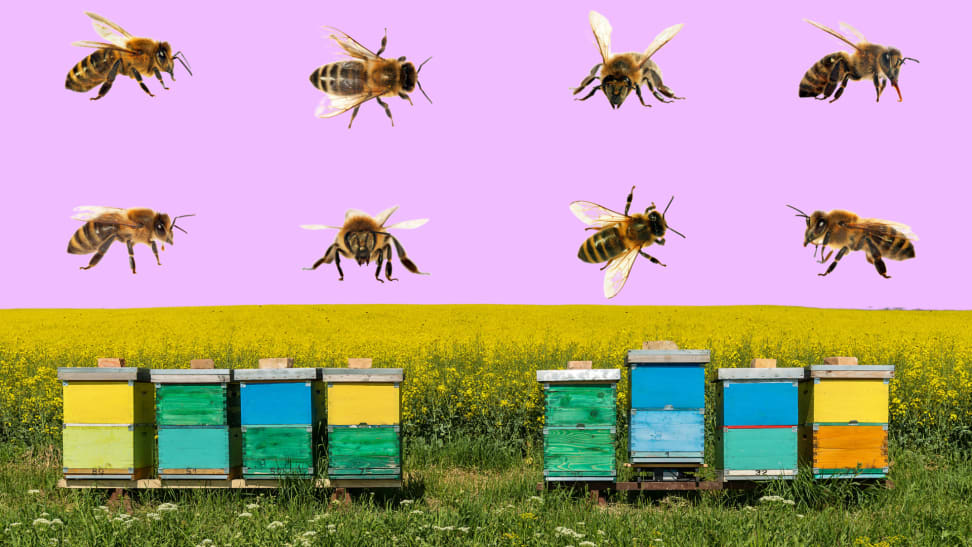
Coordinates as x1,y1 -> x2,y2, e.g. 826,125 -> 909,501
322,367 -> 402,426
800,365 -> 893,424
60,368 -> 154,424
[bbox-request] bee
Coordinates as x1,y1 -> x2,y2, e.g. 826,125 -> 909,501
799,19 -> 918,103
571,187 -> 685,298
66,12 -> 192,100
67,207 -> 194,274
572,11 -> 684,109
301,206 -> 429,282
787,205 -> 917,278
309,27 -> 432,128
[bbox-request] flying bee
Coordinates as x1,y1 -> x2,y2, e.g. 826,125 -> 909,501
572,11 -> 684,109
571,187 -> 685,298
786,205 -> 917,278
799,19 -> 918,103
309,27 -> 432,128
67,207 -> 194,274
301,206 -> 429,282
65,12 -> 192,100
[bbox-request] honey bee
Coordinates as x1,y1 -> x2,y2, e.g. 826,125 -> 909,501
571,187 -> 685,298
572,11 -> 684,109
67,207 -> 194,274
309,27 -> 431,128
65,12 -> 191,100
799,19 -> 918,103
787,205 -> 917,278
301,206 -> 429,282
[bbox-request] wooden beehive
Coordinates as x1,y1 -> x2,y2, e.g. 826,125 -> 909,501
715,367 -> 803,480
537,368 -> 620,482
321,367 -> 403,482
234,367 -> 324,479
151,368 -> 242,479
625,349 -> 709,464
58,367 -> 154,479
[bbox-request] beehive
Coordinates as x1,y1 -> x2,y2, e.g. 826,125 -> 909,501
235,367 -> 324,479
58,367 -> 154,479
537,368 -> 620,482
151,368 -> 241,479
321,367 -> 403,482
626,349 -> 709,464
800,364 -> 893,479
715,367 -> 802,480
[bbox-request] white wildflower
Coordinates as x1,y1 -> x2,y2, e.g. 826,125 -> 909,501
580,542 -> 597,547
308,513 -> 327,522
50,519 -> 63,526
28,489 -> 41,495
196,541 -> 214,547
157,503 -> 178,512
598,530 -> 606,535
399,499 -> 414,506
759,495 -> 794,505
327,524 -> 336,534
33,518 -> 52,527
246,503 -> 260,510
409,510 -> 423,515
49,539 -> 59,545
238,512 -> 252,518
267,521 -> 285,530
458,527 -> 470,533
147,513 -> 161,521
9,522 -> 22,527
529,495 -> 543,503
301,531 -> 317,538
796,514 -> 805,518
41,512 -> 50,517
555,527 -> 585,539
432,525 -> 455,531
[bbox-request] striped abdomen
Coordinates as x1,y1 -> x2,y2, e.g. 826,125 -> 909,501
799,52 -> 853,98
309,61 -> 367,96
66,49 -> 119,92
870,226 -> 916,261
67,222 -> 117,254
578,227 -> 627,263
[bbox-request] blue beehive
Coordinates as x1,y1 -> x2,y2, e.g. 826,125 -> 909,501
626,348 -> 709,464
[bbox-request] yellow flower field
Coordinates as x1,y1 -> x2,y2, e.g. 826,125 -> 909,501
0,305 -> 969,449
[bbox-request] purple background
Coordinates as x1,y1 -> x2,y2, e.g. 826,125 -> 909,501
2,1 -> 968,309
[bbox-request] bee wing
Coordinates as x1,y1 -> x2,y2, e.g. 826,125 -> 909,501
315,93 -> 378,118
70,40 -> 137,53
804,19 -> 861,51
342,208 -> 373,221
570,201 -> 627,228
603,247 -> 639,299
325,27 -> 379,59
384,218 -> 428,230
299,224 -> 342,230
373,205 -> 400,227
85,12 -> 133,48
853,219 -> 920,242
642,23 -> 684,59
838,21 -> 868,44
589,11 -> 613,63
71,206 -> 127,222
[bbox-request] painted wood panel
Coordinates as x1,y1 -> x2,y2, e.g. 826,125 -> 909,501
717,427 -> 797,472
242,426 -> 315,477
544,385 -> 616,427
326,384 -> 400,426
808,425 -> 888,470
801,379 -> 889,424
63,382 -> 154,424
62,425 -> 154,470
328,427 -> 401,477
543,428 -> 615,475
630,410 -> 704,456
630,365 -> 704,409
158,427 -> 242,471
720,382 -> 798,426
157,384 -> 239,426
241,382 -> 320,425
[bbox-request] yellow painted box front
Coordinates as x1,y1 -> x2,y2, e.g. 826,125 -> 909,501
62,425 -> 155,470
327,384 -> 400,426
63,381 -> 155,424
802,379 -> 889,423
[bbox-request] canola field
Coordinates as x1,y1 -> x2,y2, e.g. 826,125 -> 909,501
0,305 -> 970,453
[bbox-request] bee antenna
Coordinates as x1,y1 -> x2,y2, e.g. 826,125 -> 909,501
173,51 -> 193,76
170,213 -> 196,234
900,57 -> 920,66
662,195 -> 675,216
667,226 -> 686,239
786,204 -> 810,219
415,57 -> 433,104
416,56 -> 432,74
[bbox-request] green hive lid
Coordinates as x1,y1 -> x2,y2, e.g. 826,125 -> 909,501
717,368 -> 804,380
150,369 -> 232,383
807,365 -> 894,379
57,367 -> 150,382
536,369 -> 620,383
626,349 -> 711,364
233,368 -> 320,381
320,368 -> 404,383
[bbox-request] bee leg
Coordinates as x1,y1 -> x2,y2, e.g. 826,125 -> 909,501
389,236 -> 427,275
653,81 -> 684,101
302,257 -> 328,271
80,236 -> 115,270
865,238 -> 892,278
398,92 -> 414,106
818,248 -> 833,264
376,97 -> 394,127
572,64 -> 602,95
126,240 -> 137,274
384,246 -> 398,282
638,250 -> 667,268
347,106 -> 361,129
575,85 -> 602,102
624,186 -> 636,216
873,74 -> 885,102
819,58 -> 846,101
373,251 -> 385,283
655,238 -> 666,245
642,76 -> 672,103
153,68 -> 170,90
91,59 -> 122,101
334,252 -> 345,280
151,241 -> 162,266
633,85 -> 652,108
129,69 -> 155,97
818,246 -> 849,276
375,29 -> 388,57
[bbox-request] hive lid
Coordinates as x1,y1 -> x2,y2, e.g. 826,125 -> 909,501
57,367 -> 150,382
150,369 -> 232,383
320,368 -> 404,383
808,365 -> 894,379
233,368 -> 320,381
536,369 -> 621,383
717,368 -> 804,380
626,349 -> 711,364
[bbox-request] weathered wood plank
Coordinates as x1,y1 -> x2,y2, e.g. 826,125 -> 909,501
62,426 -> 154,470
630,410 -> 704,456
58,367 -> 150,382
328,427 -> 401,474
234,368 -> 319,381
543,428 -> 615,473
156,384 -> 232,425
537,369 -> 620,382
320,368 -> 404,383
544,385 -> 616,427
626,350 -> 711,364
717,368 -> 803,380
242,426 -> 314,476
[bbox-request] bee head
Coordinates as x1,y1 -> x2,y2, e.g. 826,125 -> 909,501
154,213 -> 174,245
804,211 -> 830,247
654,196 -> 685,239
401,57 -> 433,104
346,231 -> 377,265
156,43 -> 193,80
601,75 -> 633,109
880,48 -> 918,102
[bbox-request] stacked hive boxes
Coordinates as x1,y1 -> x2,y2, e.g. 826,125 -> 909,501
59,365 -> 154,479
236,364 -> 324,479
626,349 -> 709,469
537,366 -> 620,483
800,363 -> 894,479
322,366 -> 403,483
151,365 -> 241,480
715,365 -> 802,480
